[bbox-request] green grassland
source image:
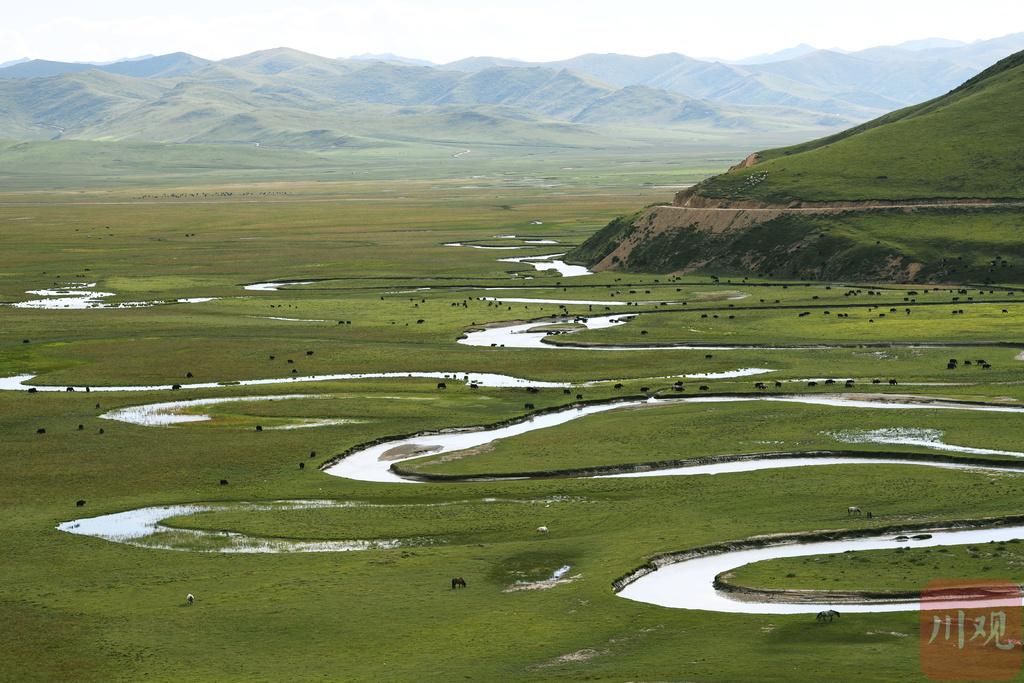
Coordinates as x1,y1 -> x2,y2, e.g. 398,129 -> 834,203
558,299 -> 1024,346
5,147 -> 1024,682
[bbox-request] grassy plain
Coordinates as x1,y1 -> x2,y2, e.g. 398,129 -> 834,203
4,147 -> 1024,683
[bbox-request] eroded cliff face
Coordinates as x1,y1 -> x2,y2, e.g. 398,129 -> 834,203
585,201 -> 930,281
590,204 -> 787,272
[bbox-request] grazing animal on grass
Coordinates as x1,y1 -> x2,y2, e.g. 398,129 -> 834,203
848,506 -> 862,516
816,609 -> 839,622
536,526 -> 549,534
451,577 -> 467,590
219,479 -> 229,486
524,403 -> 534,410
436,382 -> 446,389
186,594 -> 194,606
76,499 -> 86,507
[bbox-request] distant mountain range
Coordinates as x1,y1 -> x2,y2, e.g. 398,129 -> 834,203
0,33 -> 1021,150
441,33 -> 1024,119
0,48 -> 842,149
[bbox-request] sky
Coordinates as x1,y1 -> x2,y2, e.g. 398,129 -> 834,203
2,0 -> 1023,65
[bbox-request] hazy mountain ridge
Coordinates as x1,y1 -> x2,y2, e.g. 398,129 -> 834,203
0,48 -> 843,148
442,32 -> 1024,118
2,34 -> 1021,151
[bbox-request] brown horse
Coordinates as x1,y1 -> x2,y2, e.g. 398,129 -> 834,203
451,577 -> 467,590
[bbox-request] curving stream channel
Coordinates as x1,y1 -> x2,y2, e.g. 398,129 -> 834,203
460,314 -> 845,350
0,371 -> 571,393
616,523 -> 1024,614
49,305 -> 1024,614
322,394 -> 1024,484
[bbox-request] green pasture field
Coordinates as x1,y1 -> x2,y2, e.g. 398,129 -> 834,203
728,541 -> 1024,593
4,150 -> 1024,682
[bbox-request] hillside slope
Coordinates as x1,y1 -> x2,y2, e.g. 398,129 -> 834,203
568,51 -> 1024,284
692,50 -> 1024,202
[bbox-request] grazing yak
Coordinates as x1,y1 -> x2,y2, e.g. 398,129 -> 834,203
536,526 -> 549,534
816,610 -> 840,622
848,506 -> 862,516
186,594 -> 194,606
451,577 -> 467,590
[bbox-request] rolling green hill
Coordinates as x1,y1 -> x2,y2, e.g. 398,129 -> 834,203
569,50 -> 1024,284
692,50 -> 1024,202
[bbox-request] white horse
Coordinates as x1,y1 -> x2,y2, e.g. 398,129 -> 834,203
847,506 -> 862,516
186,593 -> 194,606
536,526 -> 549,534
